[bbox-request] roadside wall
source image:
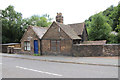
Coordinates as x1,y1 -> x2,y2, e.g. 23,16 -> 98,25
103,44 -> 120,56
72,44 -> 120,57
72,45 -> 103,57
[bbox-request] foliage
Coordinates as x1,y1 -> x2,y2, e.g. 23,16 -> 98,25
116,17 -> 120,32
88,13 -> 112,41
117,32 -> 120,43
1,5 -> 52,43
107,34 -> 118,43
1,5 -> 23,43
33,54 -> 41,56
22,14 -> 52,30
85,2 -> 120,43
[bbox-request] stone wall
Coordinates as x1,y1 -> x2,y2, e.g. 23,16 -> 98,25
103,44 -> 120,56
72,45 -> 103,57
21,27 -> 41,54
72,44 -> 120,57
42,40 -> 72,56
13,48 -> 21,54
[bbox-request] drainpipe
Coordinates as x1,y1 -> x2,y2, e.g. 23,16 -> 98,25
40,39 -> 42,55
71,39 -> 74,57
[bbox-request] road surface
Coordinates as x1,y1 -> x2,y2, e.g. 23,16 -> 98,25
1,56 -> 118,78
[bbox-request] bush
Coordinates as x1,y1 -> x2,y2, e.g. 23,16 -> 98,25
33,54 -> 41,56
107,33 -> 118,43
117,32 -> 120,43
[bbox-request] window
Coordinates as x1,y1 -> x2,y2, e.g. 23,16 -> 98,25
51,40 -> 61,52
58,28 -> 61,32
73,39 -> 81,44
51,40 -> 56,52
24,41 -> 30,51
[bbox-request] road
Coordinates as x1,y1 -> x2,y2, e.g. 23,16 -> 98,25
1,56 -> 118,78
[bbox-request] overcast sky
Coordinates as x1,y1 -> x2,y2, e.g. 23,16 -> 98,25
0,0 -> 119,24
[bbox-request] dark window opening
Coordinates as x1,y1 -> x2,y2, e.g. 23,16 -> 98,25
73,39 -> 81,44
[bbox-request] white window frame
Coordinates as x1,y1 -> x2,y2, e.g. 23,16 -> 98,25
24,41 -> 31,51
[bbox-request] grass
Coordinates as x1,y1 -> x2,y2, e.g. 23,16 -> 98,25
33,54 -> 41,56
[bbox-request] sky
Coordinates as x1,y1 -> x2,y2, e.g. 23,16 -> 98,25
0,0 -> 120,24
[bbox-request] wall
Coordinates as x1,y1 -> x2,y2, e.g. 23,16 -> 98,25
2,45 -> 7,53
42,22 -> 70,40
42,22 -> 73,56
21,27 -> 40,55
72,44 -> 120,57
81,27 -> 88,41
42,40 -> 72,56
103,44 -> 120,56
72,45 -> 103,57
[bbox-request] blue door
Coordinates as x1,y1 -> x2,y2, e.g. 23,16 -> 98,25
34,40 -> 38,54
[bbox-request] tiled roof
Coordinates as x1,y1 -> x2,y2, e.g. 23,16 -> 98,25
56,22 -> 81,39
30,21 -> 85,40
68,23 -> 85,35
31,26 -> 48,39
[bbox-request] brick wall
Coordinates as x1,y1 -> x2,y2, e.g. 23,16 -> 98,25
72,44 -> 120,57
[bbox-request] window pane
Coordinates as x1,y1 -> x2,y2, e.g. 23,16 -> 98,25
57,41 -> 60,52
24,41 -> 30,51
24,42 -> 26,46
27,42 -> 30,47
24,47 -> 26,50
51,40 -> 56,51
27,46 -> 30,50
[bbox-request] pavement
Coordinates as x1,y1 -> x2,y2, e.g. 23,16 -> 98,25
0,53 -> 119,67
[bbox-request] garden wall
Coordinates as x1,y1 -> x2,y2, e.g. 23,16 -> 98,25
72,44 -> 120,57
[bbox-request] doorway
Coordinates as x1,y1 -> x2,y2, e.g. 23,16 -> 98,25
34,40 -> 38,54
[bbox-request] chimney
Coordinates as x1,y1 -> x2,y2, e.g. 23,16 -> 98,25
56,13 -> 63,24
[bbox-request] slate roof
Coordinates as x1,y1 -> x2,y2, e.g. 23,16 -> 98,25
31,26 -> 48,39
56,22 -> 81,39
68,23 -> 85,35
24,21 -> 85,40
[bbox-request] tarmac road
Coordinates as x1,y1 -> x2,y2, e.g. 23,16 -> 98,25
1,56 -> 118,78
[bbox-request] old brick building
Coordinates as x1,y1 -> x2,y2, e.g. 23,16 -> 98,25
20,13 -> 88,56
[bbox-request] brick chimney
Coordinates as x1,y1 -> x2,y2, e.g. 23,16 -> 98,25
56,13 -> 63,24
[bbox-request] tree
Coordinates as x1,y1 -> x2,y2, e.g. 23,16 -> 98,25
1,5 -> 53,43
1,5 -> 24,43
88,13 -> 112,41
22,14 -> 52,30
117,32 -> 120,43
